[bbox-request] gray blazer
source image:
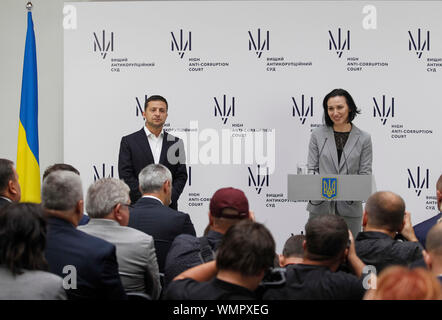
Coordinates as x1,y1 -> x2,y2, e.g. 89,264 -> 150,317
0,266 -> 67,300
306,124 -> 372,218
78,219 -> 161,299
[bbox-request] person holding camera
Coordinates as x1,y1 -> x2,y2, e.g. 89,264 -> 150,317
164,220 -> 276,300
355,191 -> 424,273
263,215 -> 366,300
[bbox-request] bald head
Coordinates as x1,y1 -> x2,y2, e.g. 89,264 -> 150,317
426,223 -> 442,256
365,191 -> 405,232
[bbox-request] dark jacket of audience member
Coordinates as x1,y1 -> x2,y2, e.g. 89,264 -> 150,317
128,164 -> 195,273
355,191 -> 423,273
164,187 -> 252,287
42,171 -> 127,300
165,220 -> 276,300
264,215 -> 366,300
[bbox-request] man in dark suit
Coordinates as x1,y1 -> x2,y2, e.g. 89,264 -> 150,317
42,170 -> 126,300
0,159 -> 21,209
414,174 -> 442,248
118,95 -> 187,210
128,164 -> 195,273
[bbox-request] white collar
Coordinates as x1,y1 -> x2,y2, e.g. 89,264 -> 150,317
0,196 -> 12,203
142,195 -> 164,205
143,126 -> 163,139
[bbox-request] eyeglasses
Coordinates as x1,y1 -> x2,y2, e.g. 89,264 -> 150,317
118,203 -> 133,209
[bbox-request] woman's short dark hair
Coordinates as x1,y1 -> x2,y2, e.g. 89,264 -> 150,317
0,203 -> 48,275
216,220 -> 275,276
323,88 -> 361,127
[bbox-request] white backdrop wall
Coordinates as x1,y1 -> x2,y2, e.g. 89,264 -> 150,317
64,1 -> 441,251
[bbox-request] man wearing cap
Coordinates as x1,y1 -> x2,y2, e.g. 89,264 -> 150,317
163,187 -> 254,288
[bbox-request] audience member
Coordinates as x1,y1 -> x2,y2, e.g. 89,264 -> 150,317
0,159 -> 21,209
0,203 -> 66,300
42,170 -> 126,300
263,215 -> 366,300
423,222 -> 442,283
164,187 -> 253,287
42,163 -> 80,180
165,220 -> 275,300
128,164 -> 196,273
355,191 -> 423,273
279,234 -> 305,267
42,163 -> 89,226
78,178 -> 161,298
414,174 -> 442,248
364,266 -> 442,300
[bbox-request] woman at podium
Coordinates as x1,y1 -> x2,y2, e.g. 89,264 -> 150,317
306,88 -> 372,237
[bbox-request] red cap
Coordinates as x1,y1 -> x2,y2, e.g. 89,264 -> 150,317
209,187 -> 249,219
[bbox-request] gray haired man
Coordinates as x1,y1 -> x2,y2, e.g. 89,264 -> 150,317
43,171 -> 126,300
128,164 -> 196,274
78,178 -> 162,299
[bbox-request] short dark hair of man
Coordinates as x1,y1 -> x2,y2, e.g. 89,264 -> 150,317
0,203 -> 48,275
282,234 -> 305,258
42,163 -> 80,181
322,88 -> 361,127
365,191 -> 405,232
0,159 -> 15,193
305,215 -> 349,261
216,220 -> 275,276
426,223 -> 442,255
144,95 -> 168,111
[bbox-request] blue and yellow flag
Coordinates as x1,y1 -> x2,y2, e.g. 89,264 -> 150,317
17,11 -> 40,203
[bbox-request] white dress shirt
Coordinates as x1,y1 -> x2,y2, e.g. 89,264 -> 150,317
144,126 -> 163,164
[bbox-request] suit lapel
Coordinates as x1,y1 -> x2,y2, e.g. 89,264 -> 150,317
339,125 -> 361,171
135,128 -> 155,165
159,131 -> 175,165
325,127 -> 340,172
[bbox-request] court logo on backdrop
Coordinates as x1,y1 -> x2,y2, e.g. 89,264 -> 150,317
214,95 -> 235,124
171,29 -> 192,59
248,165 -> 269,194
328,28 -> 350,58
407,167 -> 429,197
135,95 -> 148,117
93,164 -> 114,181
292,95 -> 313,125
93,30 -> 114,59
248,29 -> 270,58
373,95 -> 394,125
408,29 -> 430,59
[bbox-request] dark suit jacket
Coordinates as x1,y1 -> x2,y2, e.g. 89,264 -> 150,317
0,197 -> 11,210
118,128 -> 187,210
128,197 -> 196,273
44,217 -> 127,300
414,212 -> 442,249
